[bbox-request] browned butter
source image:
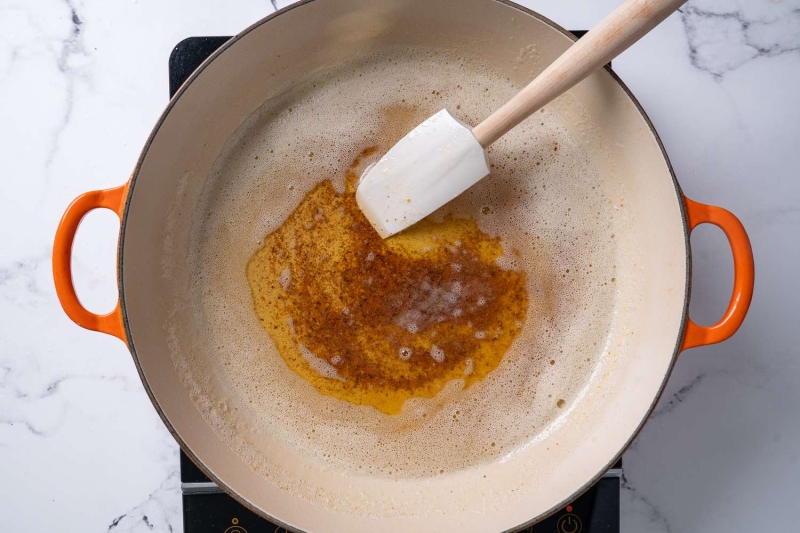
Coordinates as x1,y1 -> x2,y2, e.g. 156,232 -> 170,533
247,149 -> 528,414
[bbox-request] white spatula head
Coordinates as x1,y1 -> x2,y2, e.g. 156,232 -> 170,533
356,109 -> 489,238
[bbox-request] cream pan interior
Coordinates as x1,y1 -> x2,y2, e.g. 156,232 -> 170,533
120,0 -> 688,531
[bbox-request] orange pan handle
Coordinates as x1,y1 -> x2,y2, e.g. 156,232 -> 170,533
53,183 -> 129,344
681,196 -> 754,351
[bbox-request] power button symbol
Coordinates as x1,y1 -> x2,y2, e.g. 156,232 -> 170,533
556,513 -> 582,533
223,517 -> 248,533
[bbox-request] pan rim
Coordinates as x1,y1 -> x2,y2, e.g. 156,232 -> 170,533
117,1 -> 691,531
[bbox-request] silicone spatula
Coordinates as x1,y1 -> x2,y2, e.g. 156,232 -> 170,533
356,0 -> 686,238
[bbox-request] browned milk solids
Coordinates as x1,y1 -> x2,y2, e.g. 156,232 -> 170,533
247,149 -> 529,414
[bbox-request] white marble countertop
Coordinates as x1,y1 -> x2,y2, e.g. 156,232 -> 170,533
2,0 -> 798,531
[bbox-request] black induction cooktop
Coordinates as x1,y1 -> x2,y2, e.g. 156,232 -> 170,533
171,33 -> 619,533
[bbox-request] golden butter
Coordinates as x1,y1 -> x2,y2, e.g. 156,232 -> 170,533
247,150 -> 528,414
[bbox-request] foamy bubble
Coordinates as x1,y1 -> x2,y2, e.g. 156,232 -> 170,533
299,345 -> 344,382
430,345 -> 445,363
278,267 -> 291,289
464,358 -> 474,375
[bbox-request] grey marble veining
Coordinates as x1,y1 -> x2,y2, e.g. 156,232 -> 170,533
1,0 -> 798,531
679,0 -> 800,78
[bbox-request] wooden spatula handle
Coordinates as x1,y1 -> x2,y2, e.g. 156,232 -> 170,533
472,0 -> 687,147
